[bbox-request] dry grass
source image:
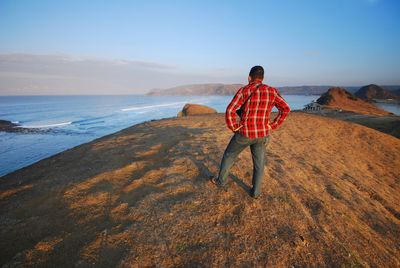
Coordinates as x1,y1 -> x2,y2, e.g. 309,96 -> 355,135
0,112 -> 399,267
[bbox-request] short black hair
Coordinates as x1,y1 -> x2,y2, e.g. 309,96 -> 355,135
249,65 -> 264,80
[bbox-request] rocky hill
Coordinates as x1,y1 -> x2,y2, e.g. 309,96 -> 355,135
316,87 -> 391,115
355,84 -> 399,100
0,112 -> 399,267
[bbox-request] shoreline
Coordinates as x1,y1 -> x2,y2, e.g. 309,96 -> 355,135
0,116 -> 171,178
1,110 -> 399,178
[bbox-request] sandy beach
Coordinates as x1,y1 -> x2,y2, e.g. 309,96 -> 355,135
0,112 -> 399,267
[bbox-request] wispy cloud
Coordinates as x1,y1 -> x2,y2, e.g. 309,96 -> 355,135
0,54 -> 242,95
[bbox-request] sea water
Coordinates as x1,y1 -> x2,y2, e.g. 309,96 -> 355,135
3,94 -> 397,177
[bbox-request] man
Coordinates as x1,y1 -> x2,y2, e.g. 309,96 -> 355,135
211,65 -> 290,198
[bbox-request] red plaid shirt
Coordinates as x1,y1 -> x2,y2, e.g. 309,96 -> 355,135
225,80 -> 290,138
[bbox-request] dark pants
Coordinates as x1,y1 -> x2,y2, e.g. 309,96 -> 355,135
217,132 -> 269,196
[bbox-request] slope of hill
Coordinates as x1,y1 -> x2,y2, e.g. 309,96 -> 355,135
1,113 -> 399,267
316,87 -> 391,115
355,84 -> 399,100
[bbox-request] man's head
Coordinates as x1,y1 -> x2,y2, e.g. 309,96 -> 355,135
248,65 -> 264,82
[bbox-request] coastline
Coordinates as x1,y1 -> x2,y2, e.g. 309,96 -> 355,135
0,116 -> 172,178
0,112 -> 399,266
1,109 -> 399,178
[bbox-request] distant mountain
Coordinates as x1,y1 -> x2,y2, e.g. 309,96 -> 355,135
279,86 -> 361,95
381,85 -> 400,94
316,87 -> 390,116
147,84 -> 242,96
279,86 -> 331,95
147,84 -> 355,96
355,84 -> 399,100
146,83 -> 400,96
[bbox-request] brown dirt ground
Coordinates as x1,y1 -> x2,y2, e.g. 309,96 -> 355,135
313,109 -> 400,139
1,112 -> 399,267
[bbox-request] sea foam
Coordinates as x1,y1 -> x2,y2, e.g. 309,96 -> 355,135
18,121 -> 72,129
121,101 -> 188,112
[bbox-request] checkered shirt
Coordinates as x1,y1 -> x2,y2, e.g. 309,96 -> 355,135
225,81 -> 291,138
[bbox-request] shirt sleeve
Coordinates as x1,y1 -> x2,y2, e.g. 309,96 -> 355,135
225,87 -> 244,131
270,88 -> 291,130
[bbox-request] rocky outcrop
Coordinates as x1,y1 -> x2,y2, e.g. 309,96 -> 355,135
0,120 -> 19,132
177,104 -> 217,117
0,119 -> 41,133
316,87 -> 390,116
317,87 -> 356,105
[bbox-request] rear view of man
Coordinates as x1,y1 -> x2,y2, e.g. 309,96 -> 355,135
211,66 -> 290,198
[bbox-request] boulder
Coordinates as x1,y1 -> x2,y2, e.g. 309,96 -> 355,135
177,104 -> 217,117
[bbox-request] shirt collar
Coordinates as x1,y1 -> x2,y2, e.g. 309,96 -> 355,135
249,79 -> 263,85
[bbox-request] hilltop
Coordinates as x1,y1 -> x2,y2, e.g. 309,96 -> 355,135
316,87 -> 391,116
1,112 -> 399,267
355,84 -> 400,101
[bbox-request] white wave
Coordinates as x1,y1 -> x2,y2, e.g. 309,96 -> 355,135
18,121 -> 72,129
121,101 -> 187,112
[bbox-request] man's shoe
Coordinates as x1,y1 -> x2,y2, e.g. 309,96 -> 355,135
250,189 -> 261,199
209,176 -> 228,192
210,176 -> 219,185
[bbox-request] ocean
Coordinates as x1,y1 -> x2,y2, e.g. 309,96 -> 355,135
0,95 -> 398,177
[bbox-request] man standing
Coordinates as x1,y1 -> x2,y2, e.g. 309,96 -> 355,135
211,66 -> 290,198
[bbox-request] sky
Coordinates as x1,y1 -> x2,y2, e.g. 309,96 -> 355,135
0,0 -> 399,95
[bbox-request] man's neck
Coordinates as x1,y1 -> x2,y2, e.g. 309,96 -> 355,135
249,79 -> 263,84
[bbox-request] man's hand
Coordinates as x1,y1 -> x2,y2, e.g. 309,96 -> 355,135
269,122 -> 278,130
233,125 -> 243,132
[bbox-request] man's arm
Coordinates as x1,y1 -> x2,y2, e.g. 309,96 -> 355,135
225,88 -> 244,132
270,89 -> 290,130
